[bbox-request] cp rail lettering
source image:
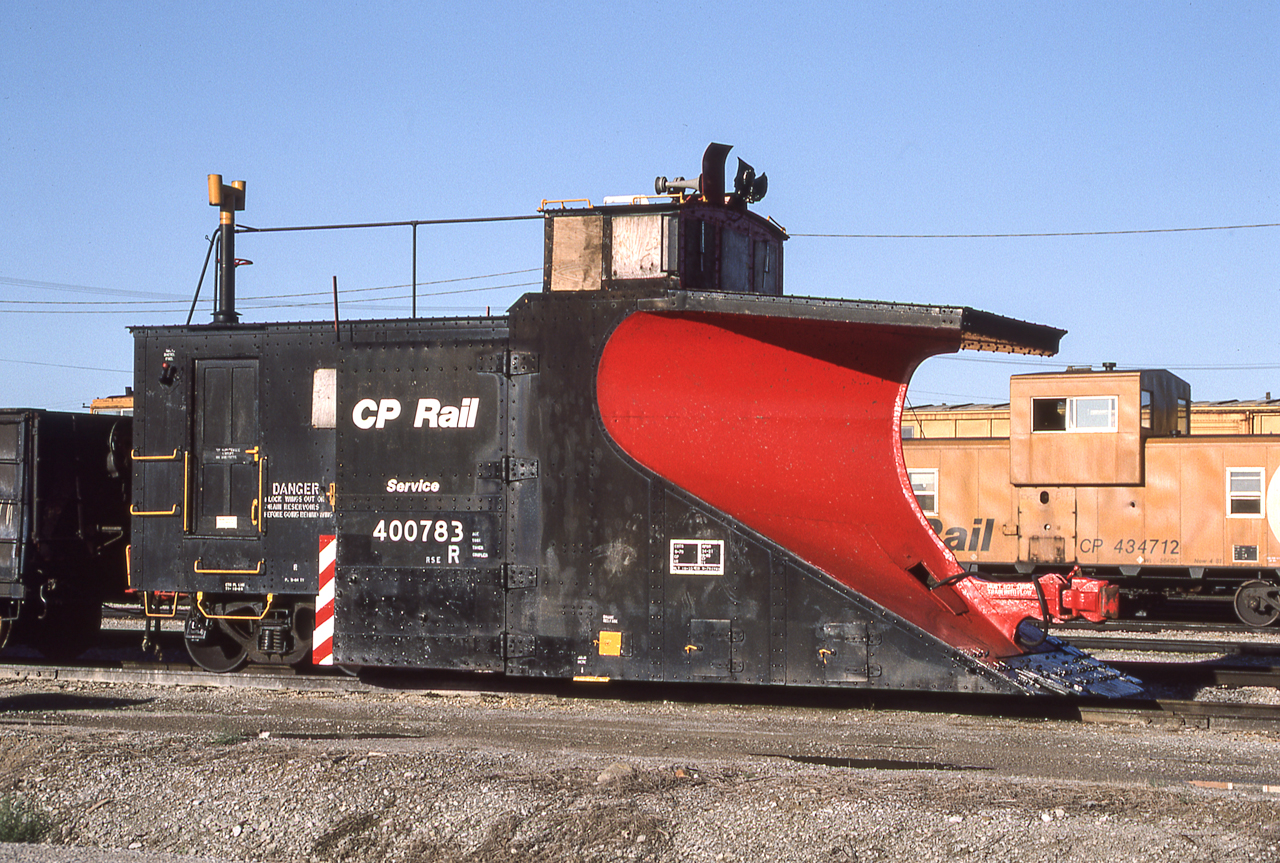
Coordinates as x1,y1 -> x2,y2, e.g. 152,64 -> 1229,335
351,397 -> 480,430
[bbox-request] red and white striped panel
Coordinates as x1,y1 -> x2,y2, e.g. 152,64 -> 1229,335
313,534 -> 336,665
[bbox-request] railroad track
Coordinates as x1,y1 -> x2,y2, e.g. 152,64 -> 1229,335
1058,617 -> 1280,636
1055,622 -> 1280,709
0,659 -> 368,694
1109,660 -> 1280,689
2,655 -> 1277,734
1062,636 -> 1280,655
10,615 -> 1280,733
1076,699 -> 1280,733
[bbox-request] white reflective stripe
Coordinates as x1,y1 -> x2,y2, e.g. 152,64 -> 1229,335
317,576 -> 335,607
319,539 -> 337,576
314,535 -> 337,666
312,618 -> 335,666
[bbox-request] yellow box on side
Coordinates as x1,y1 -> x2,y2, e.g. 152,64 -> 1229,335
598,630 -> 623,656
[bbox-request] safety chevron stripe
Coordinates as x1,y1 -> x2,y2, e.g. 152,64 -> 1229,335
313,534 -> 336,665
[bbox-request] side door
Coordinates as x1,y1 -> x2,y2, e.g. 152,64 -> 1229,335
1017,487 -> 1077,565
193,359 -> 263,538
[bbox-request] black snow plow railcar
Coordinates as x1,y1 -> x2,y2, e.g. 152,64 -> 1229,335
129,146 -> 1142,697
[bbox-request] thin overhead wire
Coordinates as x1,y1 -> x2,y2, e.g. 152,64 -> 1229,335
934,354 -> 1280,372
237,214 -> 543,233
0,298 -> 193,306
793,222 -> 1280,238
248,269 -> 541,300
0,356 -> 130,373
249,281 -> 540,309
3,215 -> 1275,317
0,275 -> 189,300
0,271 -> 543,312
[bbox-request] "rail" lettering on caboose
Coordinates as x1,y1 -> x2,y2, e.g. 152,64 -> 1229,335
927,517 -> 995,552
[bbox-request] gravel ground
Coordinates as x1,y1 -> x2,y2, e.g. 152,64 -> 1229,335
0,677 -> 1278,863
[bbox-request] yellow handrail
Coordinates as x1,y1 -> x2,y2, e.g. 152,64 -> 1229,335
129,449 -> 186,521
131,448 -> 180,461
251,454 -> 266,531
195,591 -> 274,620
131,504 -> 179,516
143,591 -> 180,619
538,198 -> 593,211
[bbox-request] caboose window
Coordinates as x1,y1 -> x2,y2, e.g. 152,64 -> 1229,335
1031,398 -> 1067,431
1070,397 -> 1116,430
908,469 -> 938,515
1228,468 -> 1265,517
1032,396 -> 1116,432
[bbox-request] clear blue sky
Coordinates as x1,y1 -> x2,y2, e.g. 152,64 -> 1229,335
2,2 -> 1276,410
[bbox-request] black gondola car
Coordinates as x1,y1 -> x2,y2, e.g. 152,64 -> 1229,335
129,147 -> 1141,696
0,409 -> 131,655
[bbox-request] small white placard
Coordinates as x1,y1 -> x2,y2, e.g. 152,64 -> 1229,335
669,539 -> 725,576
216,515 -> 239,530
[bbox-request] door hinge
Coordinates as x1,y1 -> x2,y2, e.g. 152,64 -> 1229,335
504,457 -> 538,481
505,633 -> 535,658
506,351 -> 539,375
479,457 -> 539,482
504,564 -> 538,589
504,453 -> 535,481
478,350 -> 539,376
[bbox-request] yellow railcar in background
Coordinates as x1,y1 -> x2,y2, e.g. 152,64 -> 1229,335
903,368 -> 1280,626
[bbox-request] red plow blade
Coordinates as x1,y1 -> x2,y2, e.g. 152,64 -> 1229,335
598,306 -> 1060,662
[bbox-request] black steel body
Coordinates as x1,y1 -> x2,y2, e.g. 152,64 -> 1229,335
130,323 -> 342,668
0,409 -> 131,654
129,287 -> 1131,695
131,324 -> 337,595
125,145 -> 1138,694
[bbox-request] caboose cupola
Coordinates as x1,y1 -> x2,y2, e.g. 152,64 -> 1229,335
541,142 -> 786,295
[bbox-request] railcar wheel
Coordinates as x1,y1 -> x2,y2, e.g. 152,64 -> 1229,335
1233,580 -> 1280,628
184,605 -> 258,673
185,625 -> 249,673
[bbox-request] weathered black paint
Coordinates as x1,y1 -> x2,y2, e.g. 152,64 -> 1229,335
0,409 -> 131,655
129,289 -> 1096,693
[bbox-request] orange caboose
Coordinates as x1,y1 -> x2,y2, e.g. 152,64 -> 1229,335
903,368 -> 1280,626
